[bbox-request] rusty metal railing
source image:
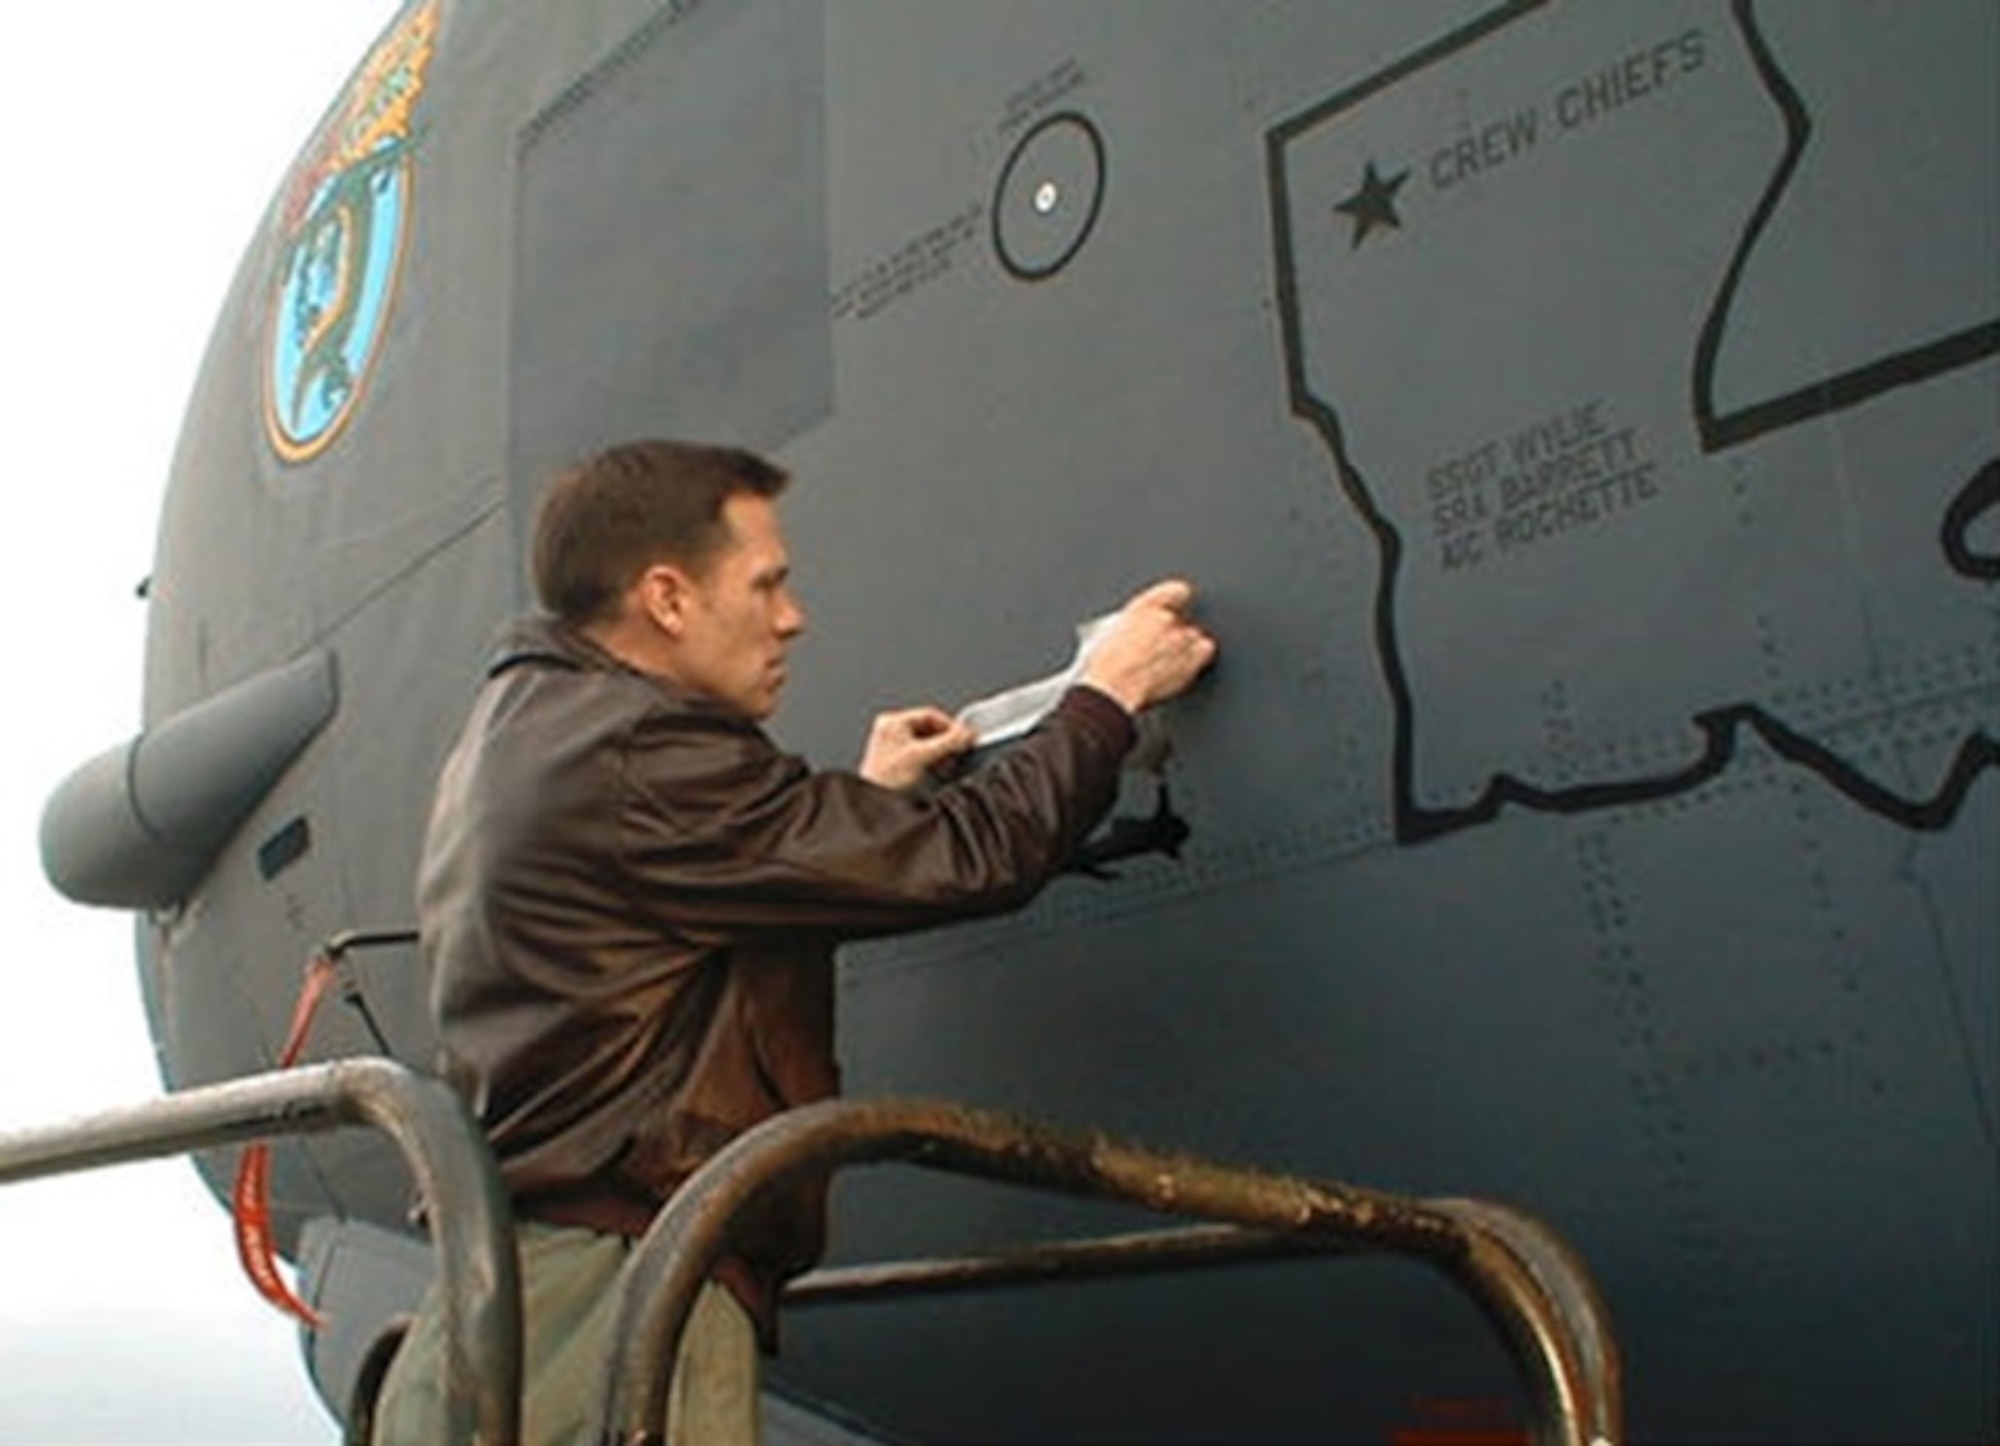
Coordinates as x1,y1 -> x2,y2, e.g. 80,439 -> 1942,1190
0,1058 -> 521,1446
595,1096 -> 1622,1446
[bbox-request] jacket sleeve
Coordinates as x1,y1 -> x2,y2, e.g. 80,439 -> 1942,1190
617,686 -> 1135,939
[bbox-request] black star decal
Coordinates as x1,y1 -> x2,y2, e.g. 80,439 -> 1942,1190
1334,160 -> 1409,249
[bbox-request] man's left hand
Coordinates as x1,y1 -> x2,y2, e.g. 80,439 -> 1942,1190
859,706 -> 977,790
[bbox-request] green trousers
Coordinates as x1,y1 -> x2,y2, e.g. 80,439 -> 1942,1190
371,1221 -> 759,1446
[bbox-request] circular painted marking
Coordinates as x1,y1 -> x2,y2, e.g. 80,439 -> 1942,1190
992,112 -> 1107,282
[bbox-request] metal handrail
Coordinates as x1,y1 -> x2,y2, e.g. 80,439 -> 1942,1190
0,1058 -> 521,1446
596,1096 -> 1622,1446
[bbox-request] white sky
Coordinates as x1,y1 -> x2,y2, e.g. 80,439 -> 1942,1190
0,5 -> 404,1440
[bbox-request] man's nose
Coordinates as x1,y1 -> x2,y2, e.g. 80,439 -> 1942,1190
777,590 -> 807,637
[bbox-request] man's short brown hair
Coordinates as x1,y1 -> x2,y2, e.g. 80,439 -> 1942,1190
531,440 -> 790,624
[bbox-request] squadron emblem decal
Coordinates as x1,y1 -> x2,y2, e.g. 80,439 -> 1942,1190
263,0 -> 439,464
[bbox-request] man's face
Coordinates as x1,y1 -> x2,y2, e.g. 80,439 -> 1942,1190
664,492 -> 807,719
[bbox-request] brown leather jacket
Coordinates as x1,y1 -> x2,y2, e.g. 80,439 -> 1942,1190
418,616 -> 1135,1332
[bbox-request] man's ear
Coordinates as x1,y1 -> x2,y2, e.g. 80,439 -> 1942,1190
636,562 -> 694,638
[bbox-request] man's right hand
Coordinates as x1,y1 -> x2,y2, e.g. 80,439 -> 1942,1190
1078,579 -> 1218,716
859,706 -> 977,790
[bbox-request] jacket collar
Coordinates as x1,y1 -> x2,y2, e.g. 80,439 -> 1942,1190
487,613 -> 603,678
486,614 -> 743,722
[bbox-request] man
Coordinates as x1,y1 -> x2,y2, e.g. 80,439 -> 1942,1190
373,439 -> 1215,1443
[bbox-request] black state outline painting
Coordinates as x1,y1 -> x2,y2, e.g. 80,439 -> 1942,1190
1266,0 -> 1998,845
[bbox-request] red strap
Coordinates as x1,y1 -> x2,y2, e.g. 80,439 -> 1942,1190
231,951 -> 340,1328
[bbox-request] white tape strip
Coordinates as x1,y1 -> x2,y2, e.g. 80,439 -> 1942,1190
955,611 -> 1120,745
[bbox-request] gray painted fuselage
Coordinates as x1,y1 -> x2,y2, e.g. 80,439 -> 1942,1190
43,2 -> 1997,1440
